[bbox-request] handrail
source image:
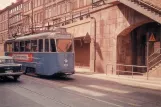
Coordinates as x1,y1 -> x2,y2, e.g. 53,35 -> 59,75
129,0 -> 161,12
147,48 -> 161,71
106,63 -> 147,79
148,54 -> 161,64
114,63 -> 147,68
139,0 -> 161,12
149,59 -> 161,70
149,48 -> 161,58
148,62 -> 161,74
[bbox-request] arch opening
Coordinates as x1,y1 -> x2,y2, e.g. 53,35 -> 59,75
117,22 -> 161,74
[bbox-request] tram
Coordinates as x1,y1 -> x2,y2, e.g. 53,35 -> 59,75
4,28 -> 75,76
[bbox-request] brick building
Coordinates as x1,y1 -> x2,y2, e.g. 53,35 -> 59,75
23,0 -> 44,34
8,0 -> 23,38
1,0 -> 161,77
0,6 -> 9,55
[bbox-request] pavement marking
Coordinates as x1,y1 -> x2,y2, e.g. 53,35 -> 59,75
88,85 -> 132,94
88,85 -> 141,107
63,86 -> 106,97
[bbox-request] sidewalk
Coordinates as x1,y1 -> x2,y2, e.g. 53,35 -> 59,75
75,67 -> 161,91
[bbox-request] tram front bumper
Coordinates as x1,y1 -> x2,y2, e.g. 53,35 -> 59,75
58,70 -> 75,75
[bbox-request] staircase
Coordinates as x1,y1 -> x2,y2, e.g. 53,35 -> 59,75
106,0 -> 161,24
147,49 -> 161,77
106,0 -> 161,77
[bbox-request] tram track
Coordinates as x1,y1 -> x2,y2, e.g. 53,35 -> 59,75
12,75 -> 124,107
12,75 -> 161,107
11,84 -> 72,107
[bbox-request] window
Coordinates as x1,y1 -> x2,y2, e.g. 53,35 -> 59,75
25,41 -> 31,52
72,0 -> 78,9
53,5 -> 56,16
56,39 -> 73,52
79,0 -> 84,7
45,8 -> 49,19
6,43 -> 13,52
45,39 -> 49,52
31,40 -> 37,52
66,2 -> 71,12
86,0 -> 92,5
20,41 -> 25,52
49,6 -> 52,18
39,39 -> 43,52
50,39 -> 56,52
14,42 -> 19,52
57,4 -> 61,15
61,2 -> 66,14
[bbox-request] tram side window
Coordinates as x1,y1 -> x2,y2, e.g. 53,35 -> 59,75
31,40 -> 37,52
20,41 -> 25,52
25,41 -> 31,52
14,42 -> 19,52
6,43 -> 13,52
50,39 -> 56,52
39,39 -> 43,52
45,39 -> 49,52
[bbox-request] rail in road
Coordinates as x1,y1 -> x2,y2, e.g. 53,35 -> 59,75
2,75 -> 161,107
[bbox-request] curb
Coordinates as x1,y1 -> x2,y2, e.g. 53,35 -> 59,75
75,72 -> 161,91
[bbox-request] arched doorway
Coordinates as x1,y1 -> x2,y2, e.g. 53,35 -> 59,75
117,22 -> 161,74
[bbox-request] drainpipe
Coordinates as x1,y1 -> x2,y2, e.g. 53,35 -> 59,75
90,17 -> 96,72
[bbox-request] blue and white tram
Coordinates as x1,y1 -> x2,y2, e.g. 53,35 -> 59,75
4,28 -> 75,76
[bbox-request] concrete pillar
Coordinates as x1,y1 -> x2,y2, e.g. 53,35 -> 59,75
131,29 -> 137,65
90,18 -> 96,72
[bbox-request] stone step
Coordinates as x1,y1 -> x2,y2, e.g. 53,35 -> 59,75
119,0 -> 161,24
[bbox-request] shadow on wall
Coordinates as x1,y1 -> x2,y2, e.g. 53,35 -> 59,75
95,42 -> 105,73
96,42 -> 103,60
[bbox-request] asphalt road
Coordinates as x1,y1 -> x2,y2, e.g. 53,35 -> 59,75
0,74 -> 161,107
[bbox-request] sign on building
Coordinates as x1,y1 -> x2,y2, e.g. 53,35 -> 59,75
149,33 -> 156,42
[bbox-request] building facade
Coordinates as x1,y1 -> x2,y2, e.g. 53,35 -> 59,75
0,7 -> 9,55
1,0 -> 161,77
8,0 -> 23,38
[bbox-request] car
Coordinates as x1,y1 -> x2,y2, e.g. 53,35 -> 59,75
0,56 -> 23,81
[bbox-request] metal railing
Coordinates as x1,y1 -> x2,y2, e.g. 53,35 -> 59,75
106,63 -> 147,79
148,48 -> 161,74
127,0 -> 161,13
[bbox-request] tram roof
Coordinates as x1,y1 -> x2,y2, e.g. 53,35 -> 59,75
6,31 -> 72,42
16,32 -> 53,40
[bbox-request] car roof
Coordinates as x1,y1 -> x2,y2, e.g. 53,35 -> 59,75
0,56 -> 13,60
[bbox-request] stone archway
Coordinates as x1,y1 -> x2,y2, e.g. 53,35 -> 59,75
116,22 -> 161,74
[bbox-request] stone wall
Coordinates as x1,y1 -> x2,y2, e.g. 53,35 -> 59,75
90,4 -> 152,73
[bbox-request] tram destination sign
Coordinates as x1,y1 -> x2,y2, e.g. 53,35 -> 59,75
10,53 -> 33,62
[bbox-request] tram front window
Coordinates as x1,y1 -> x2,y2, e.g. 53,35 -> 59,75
56,39 -> 73,52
